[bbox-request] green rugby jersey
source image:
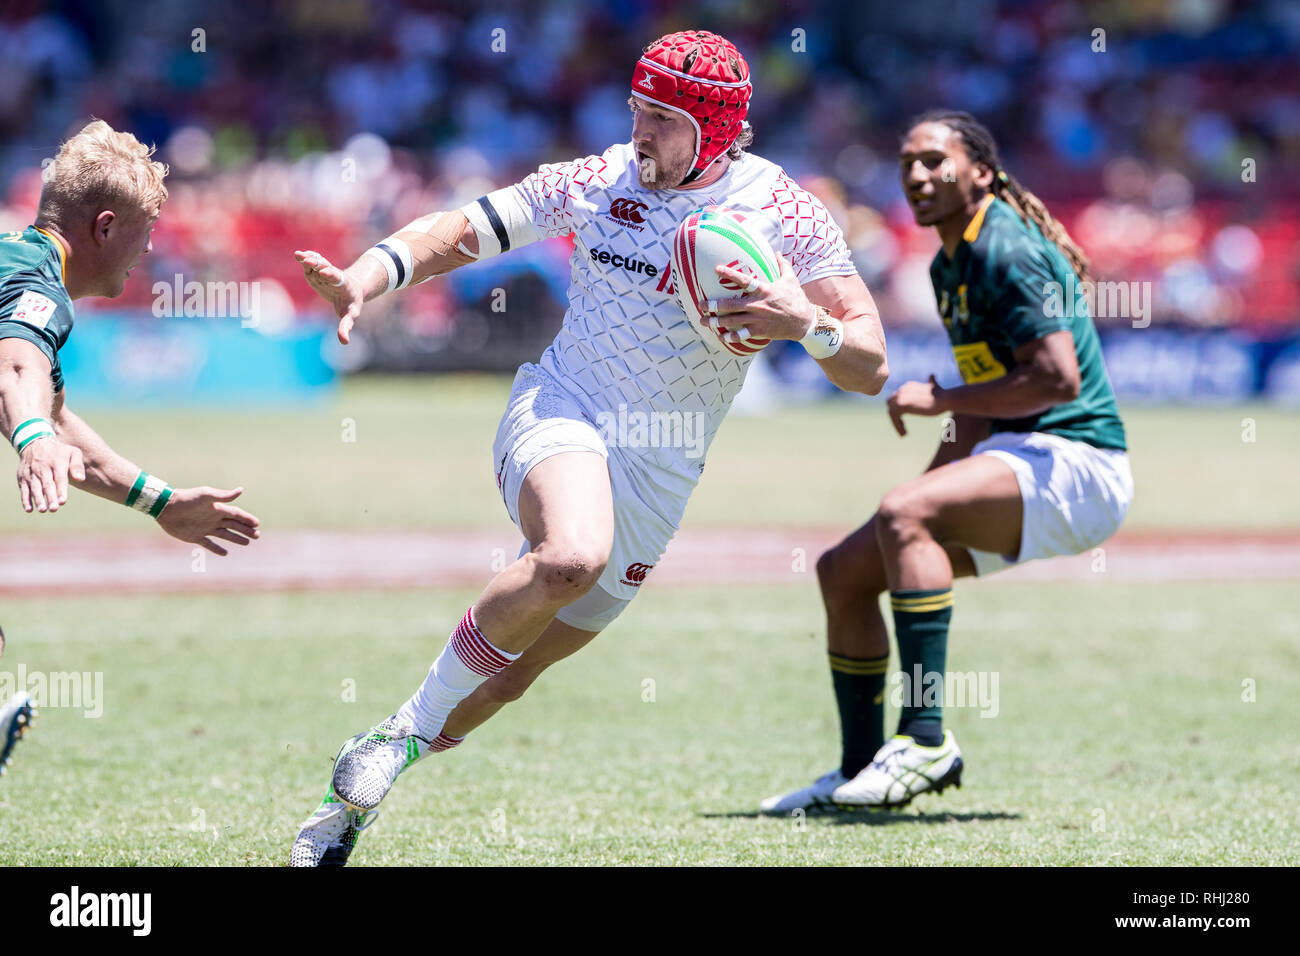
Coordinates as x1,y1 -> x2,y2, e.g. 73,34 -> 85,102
930,195 -> 1126,451
0,226 -> 75,393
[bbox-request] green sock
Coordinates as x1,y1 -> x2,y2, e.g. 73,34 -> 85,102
890,588 -> 953,746
829,652 -> 889,778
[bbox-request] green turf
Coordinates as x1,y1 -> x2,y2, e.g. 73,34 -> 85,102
4,375 -> 1296,535
3,376 -> 1295,866
1,580 -> 1294,866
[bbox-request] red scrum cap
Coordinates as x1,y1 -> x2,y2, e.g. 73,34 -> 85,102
632,30 -> 752,176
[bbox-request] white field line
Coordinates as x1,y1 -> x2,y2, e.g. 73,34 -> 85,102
1,528 -> 1297,596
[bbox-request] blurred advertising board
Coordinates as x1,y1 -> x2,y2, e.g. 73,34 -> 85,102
59,315 -> 336,405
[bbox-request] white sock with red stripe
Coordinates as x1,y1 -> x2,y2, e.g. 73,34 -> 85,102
396,606 -> 518,749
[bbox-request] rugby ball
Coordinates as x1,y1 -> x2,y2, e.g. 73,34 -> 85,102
671,206 -> 780,356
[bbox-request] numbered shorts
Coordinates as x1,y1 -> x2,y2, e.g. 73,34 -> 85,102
491,364 -> 682,632
966,431 -> 1134,576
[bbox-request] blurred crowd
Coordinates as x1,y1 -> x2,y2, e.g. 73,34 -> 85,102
1,0 -> 1297,346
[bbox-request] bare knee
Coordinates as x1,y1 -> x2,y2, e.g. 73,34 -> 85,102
876,487 -> 933,548
531,542 -> 608,604
815,545 -> 850,596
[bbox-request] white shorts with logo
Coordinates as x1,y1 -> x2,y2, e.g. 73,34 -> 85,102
491,364 -> 684,632
966,431 -> 1134,576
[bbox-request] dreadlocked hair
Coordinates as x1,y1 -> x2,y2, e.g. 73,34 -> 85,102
908,109 -> 1091,284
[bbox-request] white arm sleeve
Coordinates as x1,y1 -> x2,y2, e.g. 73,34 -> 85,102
460,154 -> 607,258
459,188 -> 544,260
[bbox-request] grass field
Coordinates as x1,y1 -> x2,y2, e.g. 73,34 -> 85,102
2,375 -> 1297,534
1,582 -> 1295,865
1,376 -> 1297,866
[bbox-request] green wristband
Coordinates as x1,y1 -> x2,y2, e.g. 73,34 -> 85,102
149,486 -> 174,518
125,470 -> 173,517
11,417 -> 55,454
124,471 -> 148,508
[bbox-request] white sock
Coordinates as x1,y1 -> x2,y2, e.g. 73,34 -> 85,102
396,606 -> 519,745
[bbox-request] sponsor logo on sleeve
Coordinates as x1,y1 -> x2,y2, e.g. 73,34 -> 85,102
621,562 -> 654,587
9,289 -> 57,330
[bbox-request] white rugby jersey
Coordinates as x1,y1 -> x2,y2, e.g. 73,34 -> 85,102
480,141 -> 856,505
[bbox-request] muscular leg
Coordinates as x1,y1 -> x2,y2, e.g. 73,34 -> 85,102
443,616 -> 600,738
816,513 -> 975,776
470,451 -> 614,654
872,453 -> 1021,744
441,451 -> 616,736
394,451 -> 613,746
875,453 -> 1021,592
817,514 -> 975,660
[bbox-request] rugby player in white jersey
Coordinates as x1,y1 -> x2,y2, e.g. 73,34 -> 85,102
289,29 -> 888,866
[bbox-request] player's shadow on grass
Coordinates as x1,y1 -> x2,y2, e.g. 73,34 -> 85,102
700,809 -> 1020,826
823,809 -> 1020,826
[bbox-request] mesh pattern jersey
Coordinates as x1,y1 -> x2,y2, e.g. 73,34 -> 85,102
492,141 -> 857,511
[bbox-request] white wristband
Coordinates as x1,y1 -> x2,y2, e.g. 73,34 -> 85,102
800,307 -> 844,360
362,236 -> 416,294
124,470 -> 174,518
11,417 -> 55,454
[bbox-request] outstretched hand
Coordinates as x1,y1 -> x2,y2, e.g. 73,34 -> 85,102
295,250 -> 364,344
156,486 -> 260,556
16,437 -> 85,513
886,375 -> 947,436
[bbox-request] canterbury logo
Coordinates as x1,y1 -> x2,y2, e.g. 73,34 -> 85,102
638,71 -> 656,90
621,562 -> 654,586
608,198 -> 649,225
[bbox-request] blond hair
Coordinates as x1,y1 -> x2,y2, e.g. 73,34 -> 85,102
36,120 -> 169,229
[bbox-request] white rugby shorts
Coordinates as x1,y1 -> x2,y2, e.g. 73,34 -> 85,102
491,364 -> 684,630
966,430 -> 1134,576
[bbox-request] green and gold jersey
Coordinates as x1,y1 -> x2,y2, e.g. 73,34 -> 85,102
930,196 -> 1126,451
0,226 -> 75,393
